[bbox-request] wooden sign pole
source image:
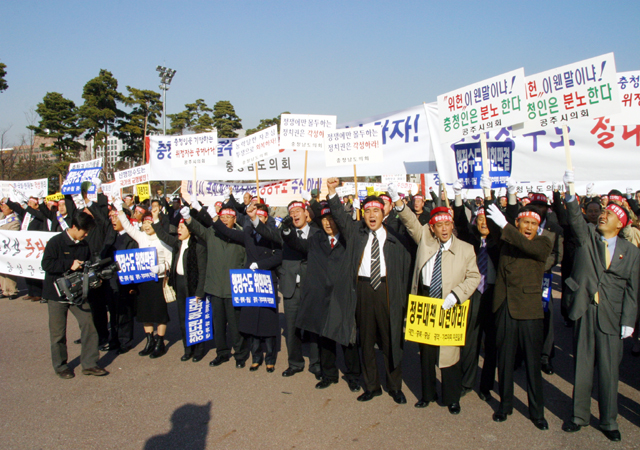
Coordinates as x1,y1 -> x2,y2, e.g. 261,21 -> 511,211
562,125 -> 575,195
255,162 -> 260,200
480,133 -> 492,199
303,150 -> 309,191
354,164 -> 360,220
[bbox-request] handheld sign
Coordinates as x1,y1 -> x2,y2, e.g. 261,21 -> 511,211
324,124 -> 383,167
454,140 -> 514,189
186,296 -> 213,346
230,269 -> 276,308
280,114 -> 336,152
170,130 -> 219,167
404,295 -> 469,346
541,273 -> 553,313
114,247 -> 158,285
114,164 -> 151,190
232,125 -> 279,168
61,168 -> 101,195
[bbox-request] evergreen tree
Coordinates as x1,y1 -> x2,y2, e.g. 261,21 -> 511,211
245,112 -> 289,136
117,87 -> 162,161
0,61 -> 7,93
212,100 -> 242,138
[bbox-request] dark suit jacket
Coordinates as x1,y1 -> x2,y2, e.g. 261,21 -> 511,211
563,197 -> 640,334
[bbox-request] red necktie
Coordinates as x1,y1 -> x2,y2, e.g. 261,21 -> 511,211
331,238 -> 335,248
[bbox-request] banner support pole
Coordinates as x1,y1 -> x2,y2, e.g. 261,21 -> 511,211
255,162 -> 260,200
480,133 -> 492,200
562,125 -> 575,196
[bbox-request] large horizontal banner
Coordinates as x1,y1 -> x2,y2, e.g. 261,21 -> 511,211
0,230 -> 59,280
611,71 -> 640,125
404,295 -> 469,346
186,296 -> 213,346
180,178 -> 327,207
114,247 -> 158,285
149,105 -> 438,181
425,102 -> 640,183
61,167 -> 101,195
230,269 -> 277,308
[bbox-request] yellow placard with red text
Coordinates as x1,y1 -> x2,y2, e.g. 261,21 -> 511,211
135,183 -> 150,202
404,294 -> 469,346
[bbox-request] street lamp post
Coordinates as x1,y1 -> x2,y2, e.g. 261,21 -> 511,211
156,66 -> 176,135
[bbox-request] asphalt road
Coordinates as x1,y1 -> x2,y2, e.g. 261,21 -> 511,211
1,275 -> 639,450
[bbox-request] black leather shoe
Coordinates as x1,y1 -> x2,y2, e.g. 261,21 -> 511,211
347,379 -> 361,392
249,363 -> 261,372
460,387 -> 472,398
116,345 -> 131,355
414,399 -> 430,408
99,343 -> 110,352
236,361 -> 246,369
357,388 -> 382,402
192,354 -> 204,363
0,293 -> 8,299
210,355 -> 230,367
315,378 -> 338,389
74,338 -> 81,345
266,365 -> 275,373
493,411 -> 512,422
632,348 -> 640,357
57,368 -> 75,379
180,353 -> 193,362
389,390 -> 407,404
448,403 -> 461,415
478,390 -> 492,402
9,294 -> 19,300
282,367 -> 304,377
562,421 -> 581,433
601,429 -> 621,442
532,418 -> 548,430
541,362 -> 554,375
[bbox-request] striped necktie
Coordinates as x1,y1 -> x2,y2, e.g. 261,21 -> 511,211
477,239 -> 488,294
430,244 -> 444,299
370,232 -> 381,290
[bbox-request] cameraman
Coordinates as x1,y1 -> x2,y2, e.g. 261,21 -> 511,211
42,212 -> 108,379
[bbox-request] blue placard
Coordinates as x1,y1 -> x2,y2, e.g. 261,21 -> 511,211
186,296 -> 213,346
230,269 -> 276,308
61,167 -> 102,195
114,247 -> 158,285
453,141 -> 513,189
541,272 -> 553,312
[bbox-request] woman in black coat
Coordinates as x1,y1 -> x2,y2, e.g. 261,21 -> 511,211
152,211 -> 207,362
210,203 -> 283,372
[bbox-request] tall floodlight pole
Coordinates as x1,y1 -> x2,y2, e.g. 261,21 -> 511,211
156,66 -> 176,135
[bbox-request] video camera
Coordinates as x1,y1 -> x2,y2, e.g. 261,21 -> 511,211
54,258 -> 120,305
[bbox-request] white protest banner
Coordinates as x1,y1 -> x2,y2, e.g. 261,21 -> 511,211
425,102 -> 640,183
114,164 -> 150,189
149,105 -> 438,181
170,131 -> 219,168
101,181 -> 117,202
610,71 -> 640,125
373,182 -> 418,195
0,230 -> 59,280
68,158 -> 102,170
61,168 -> 101,195
335,185 -> 355,198
280,114 -> 336,152
381,174 -> 406,184
181,178 -> 327,207
437,68 -> 526,143
523,53 -> 619,132
1,178 -> 49,200
232,125 -> 279,168
324,124 -> 383,167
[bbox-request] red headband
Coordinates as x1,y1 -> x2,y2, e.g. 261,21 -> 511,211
413,194 -> 424,200
529,193 -> 547,204
288,202 -> 306,212
220,208 -> 236,216
256,209 -> 268,217
143,215 -> 153,223
606,203 -> 628,227
321,207 -> 331,216
379,194 -> 392,203
135,206 -> 146,214
430,213 -> 452,224
363,201 -> 384,210
517,211 -> 541,224
58,199 -> 66,204
215,201 -> 223,207
179,218 -> 185,224
608,194 -> 623,203
476,207 -> 485,216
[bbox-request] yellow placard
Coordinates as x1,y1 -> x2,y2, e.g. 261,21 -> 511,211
136,183 -> 150,202
404,294 -> 469,346
366,186 -> 374,196
46,193 -> 65,202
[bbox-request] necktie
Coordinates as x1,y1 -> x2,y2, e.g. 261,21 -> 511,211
430,245 -> 444,299
594,240 -> 611,305
297,229 -> 304,239
477,239 -> 488,294
330,237 -> 335,248
370,233 -> 381,290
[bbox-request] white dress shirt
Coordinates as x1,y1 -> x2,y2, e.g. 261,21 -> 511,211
176,239 -> 189,275
358,227 -> 387,277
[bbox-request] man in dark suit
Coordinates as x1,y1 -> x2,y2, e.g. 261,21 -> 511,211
484,188 -> 552,430
283,203 -> 362,392
561,171 -> 639,442
326,177 -> 412,404
252,200 -> 320,378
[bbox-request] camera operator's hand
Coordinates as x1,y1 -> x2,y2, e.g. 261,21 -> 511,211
71,260 -> 84,271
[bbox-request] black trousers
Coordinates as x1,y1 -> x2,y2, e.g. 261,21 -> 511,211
175,275 -> 204,357
26,277 -> 42,297
284,286 -> 319,371
356,278 -> 402,392
88,284 -> 109,345
460,285 -> 497,392
495,301 -> 545,420
211,294 -> 249,362
541,293 -> 555,364
318,335 -> 361,382
419,343 -> 462,405
48,299 -> 99,372
249,335 -> 277,365
107,285 -> 135,349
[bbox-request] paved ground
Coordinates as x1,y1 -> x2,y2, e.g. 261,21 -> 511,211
1,275 -> 640,450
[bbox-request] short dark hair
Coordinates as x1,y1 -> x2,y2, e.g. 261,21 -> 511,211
255,203 -> 269,214
121,207 -> 132,219
608,189 -> 623,197
72,212 -> 95,232
151,199 -> 161,207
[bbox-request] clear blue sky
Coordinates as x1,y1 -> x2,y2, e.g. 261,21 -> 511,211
1,0 -> 638,145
